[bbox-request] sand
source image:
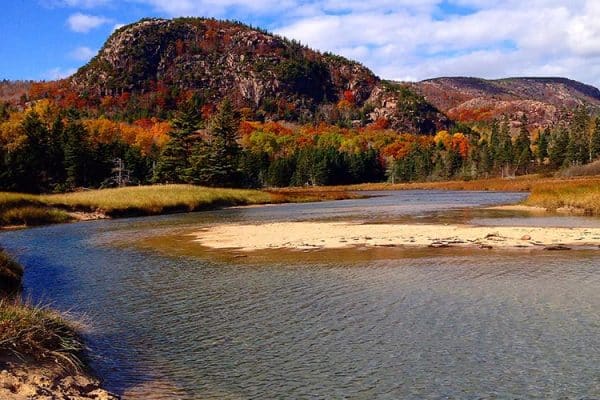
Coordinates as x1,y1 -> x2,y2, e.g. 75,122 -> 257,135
0,356 -> 117,400
193,221 -> 600,251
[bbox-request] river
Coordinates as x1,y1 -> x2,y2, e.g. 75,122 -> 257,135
1,190 -> 599,399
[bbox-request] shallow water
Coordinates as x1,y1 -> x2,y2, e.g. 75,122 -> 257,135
1,190 -> 599,399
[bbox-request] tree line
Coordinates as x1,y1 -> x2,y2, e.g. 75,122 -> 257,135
1,96 -> 600,193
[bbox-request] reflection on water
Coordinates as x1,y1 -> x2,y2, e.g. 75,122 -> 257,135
0,190 -> 599,399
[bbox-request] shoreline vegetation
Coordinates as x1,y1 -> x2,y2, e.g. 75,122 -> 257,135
0,175 -> 599,229
0,184 -> 361,228
0,248 -> 117,399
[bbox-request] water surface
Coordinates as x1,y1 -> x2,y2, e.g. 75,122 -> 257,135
1,190 -> 599,399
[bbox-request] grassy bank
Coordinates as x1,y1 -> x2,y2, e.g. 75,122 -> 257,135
0,249 -> 83,371
525,178 -> 600,215
42,185 -> 274,217
277,175 -> 600,215
0,185 -> 359,227
292,175 -> 584,192
2,177 -> 599,227
0,249 -> 23,294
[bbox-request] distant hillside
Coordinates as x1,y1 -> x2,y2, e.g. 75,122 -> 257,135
69,17 -> 449,133
0,80 -> 33,102
408,77 -> 600,128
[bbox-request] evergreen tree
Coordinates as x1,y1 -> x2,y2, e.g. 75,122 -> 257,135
548,127 -> 569,169
567,106 -> 590,164
8,112 -> 50,192
535,128 -> 549,164
498,117 -> 514,176
513,115 -> 532,174
590,117 -> 600,161
63,121 -> 89,189
153,102 -> 202,183
191,99 -> 241,187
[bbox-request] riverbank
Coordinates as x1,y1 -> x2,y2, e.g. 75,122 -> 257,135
272,175 -> 600,216
0,249 -> 118,399
193,221 -> 600,252
0,185 -> 360,228
2,176 -> 600,229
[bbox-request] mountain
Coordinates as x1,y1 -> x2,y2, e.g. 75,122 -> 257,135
69,17 -> 449,133
408,77 -> 600,129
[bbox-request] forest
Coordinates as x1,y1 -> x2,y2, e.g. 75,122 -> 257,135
1,88 -> 600,194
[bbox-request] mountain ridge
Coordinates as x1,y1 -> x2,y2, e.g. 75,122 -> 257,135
408,76 -> 600,128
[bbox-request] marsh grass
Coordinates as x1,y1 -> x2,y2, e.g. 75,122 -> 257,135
0,249 -> 23,294
525,178 -> 600,215
0,250 -> 83,371
41,185 -> 274,216
0,206 -> 73,226
0,299 -> 84,372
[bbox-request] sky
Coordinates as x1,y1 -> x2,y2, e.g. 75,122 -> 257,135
2,0 -> 600,86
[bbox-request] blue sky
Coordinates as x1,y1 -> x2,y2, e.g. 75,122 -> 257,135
3,0 -> 600,86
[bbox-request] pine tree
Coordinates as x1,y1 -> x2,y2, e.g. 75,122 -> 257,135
548,127 -> 569,169
63,121 -> 89,189
590,117 -> 600,161
498,117 -> 513,176
192,99 -> 241,187
567,106 -> 590,165
153,102 -> 201,183
535,128 -> 549,164
513,115 -> 532,174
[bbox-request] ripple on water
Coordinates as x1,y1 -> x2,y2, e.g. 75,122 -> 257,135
0,191 -> 598,399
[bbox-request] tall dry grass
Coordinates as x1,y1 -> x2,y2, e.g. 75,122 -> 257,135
0,300 -> 84,371
41,185 -> 273,216
525,178 -> 600,215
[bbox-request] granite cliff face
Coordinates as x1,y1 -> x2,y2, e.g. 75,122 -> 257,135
70,18 -> 449,133
409,77 -> 600,128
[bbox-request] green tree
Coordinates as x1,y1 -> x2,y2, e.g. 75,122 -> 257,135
63,120 -> 90,189
548,127 -> 569,169
590,118 -> 600,161
192,99 -> 241,187
513,115 -> 532,174
153,103 -> 201,183
535,128 -> 549,164
566,106 -> 590,165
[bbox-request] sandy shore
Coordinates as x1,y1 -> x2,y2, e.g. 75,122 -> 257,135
0,356 -> 117,400
193,222 -> 600,251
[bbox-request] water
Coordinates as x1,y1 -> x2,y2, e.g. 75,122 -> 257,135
1,190 -> 599,399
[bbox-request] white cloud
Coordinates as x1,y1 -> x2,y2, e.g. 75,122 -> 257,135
269,0 -> 600,86
67,12 -> 111,32
69,46 -> 96,61
42,0 -> 111,8
43,67 -> 78,80
44,0 -> 600,86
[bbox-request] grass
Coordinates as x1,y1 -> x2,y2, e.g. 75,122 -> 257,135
0,185 -> 359,226
41,185 -> 275,217
525,178 -> 600,215
1,177 -> 599,226
0,249 -> 23,295
0,249 -> 83,371
0,300 -> 84,371
299,175 -> 558,192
